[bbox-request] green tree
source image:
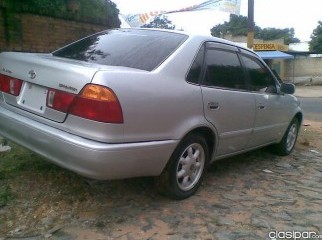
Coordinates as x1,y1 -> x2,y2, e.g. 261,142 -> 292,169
104,0 -> 121,28
257,28 -> 300,45
211,14 -> 300,44
142,15 -> 175,30
211,14 -> 249,37
310,21 -> 322,52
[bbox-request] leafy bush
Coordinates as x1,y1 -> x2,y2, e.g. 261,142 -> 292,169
0,0 -> 120,27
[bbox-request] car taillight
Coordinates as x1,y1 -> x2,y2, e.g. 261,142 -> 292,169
0,74 -> 23,96
46,84 -> 123,124
70,84 -> 123,123
47,89 -> 76,113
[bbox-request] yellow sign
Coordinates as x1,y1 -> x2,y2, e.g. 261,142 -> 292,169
253,43 -> 289,51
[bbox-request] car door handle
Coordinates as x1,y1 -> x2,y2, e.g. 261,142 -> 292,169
208,102 -> 219,110
258,105 -> 266,110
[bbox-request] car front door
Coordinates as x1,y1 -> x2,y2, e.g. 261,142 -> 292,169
199,43 -> 256,156
240,52 -> 291,147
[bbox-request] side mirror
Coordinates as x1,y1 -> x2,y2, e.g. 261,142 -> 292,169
280,83 -> 295,95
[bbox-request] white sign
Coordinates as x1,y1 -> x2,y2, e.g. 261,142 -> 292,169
122,0 -> 241,27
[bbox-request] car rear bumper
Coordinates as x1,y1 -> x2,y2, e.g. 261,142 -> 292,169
0,106 -> 178,180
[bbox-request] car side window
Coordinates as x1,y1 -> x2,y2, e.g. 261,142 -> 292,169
202,48 -> 247,90
241,54 -> 277,93
186,45 -> 205,84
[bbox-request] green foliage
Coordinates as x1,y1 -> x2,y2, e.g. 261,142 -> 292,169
211,14 -> 249,37
142,15 -> 175,30
211,14 -> 300,44
257,27 -> 300,45
1,0 -> 120,27
105,0 -> 121,28
309,21 -> 322,52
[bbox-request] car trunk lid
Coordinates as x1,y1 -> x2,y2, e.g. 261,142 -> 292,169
0,52 -> 98,122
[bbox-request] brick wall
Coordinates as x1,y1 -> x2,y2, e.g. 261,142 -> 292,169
0,11 -> 107,53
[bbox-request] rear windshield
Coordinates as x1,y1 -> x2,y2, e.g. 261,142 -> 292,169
52,29 -> 188,71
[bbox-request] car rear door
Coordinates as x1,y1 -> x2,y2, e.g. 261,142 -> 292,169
199,43 -> 256,156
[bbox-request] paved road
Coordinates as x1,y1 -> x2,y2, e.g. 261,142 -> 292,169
299,97 -> 322,122
295,85 -> 322,98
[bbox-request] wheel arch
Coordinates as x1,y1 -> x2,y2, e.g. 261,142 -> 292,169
160,126 -> 217,175
181,126 -> 216,161
294,111 -> 303,126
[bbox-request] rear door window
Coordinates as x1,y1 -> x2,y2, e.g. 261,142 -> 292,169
186,45 -> 205,84
53,29 -> 188,71
202,48 -> 247,90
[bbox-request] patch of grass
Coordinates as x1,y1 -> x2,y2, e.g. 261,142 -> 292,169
0,180 -> 11,207
0,140 -> 97,205
0,142 -> 61,177
0,141 -> 66,205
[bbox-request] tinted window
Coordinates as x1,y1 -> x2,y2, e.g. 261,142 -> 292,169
203,49 -> 246,90
186,45 -> 205,84
53,29 -> 188,71
241,55 -> 277,93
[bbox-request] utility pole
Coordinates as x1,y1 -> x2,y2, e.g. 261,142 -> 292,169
247,0 -> 254,49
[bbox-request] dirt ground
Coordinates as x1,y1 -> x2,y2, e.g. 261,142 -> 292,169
0,119 -> 322,240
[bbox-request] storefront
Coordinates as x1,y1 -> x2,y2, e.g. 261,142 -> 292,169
254,43 -> 294,80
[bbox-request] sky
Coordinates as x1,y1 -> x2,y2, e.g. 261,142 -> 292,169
112,0 -> 322,42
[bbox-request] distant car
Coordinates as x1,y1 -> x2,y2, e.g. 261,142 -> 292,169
0,29 -> 302,199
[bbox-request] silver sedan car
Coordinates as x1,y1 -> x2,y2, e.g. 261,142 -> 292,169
0,29 -> 302,199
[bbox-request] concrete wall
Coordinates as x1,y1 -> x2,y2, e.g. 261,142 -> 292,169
284,57 -> 322,85
0,11 -> 107,53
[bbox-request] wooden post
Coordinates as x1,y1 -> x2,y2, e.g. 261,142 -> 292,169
247,0 -> 254,49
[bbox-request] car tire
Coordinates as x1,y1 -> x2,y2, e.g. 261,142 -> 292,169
156,134 -> 209,200
273,118 -> 299,156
